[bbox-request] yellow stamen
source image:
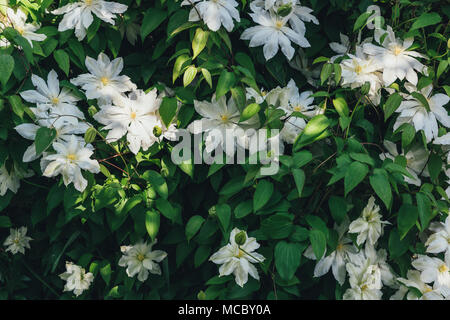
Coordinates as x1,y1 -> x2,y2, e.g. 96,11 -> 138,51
237,249 -> 245,258
13,239 -> 20,244
85,0 -> 93,5
424,287 -> 433,293
130,111 -> 137,120
361,284 -> 368,291
336,243 -> 344,251
100,77 -> 109,85
355,65 -> 363,74
137,253 -> 145,262
393,46 -> 403,56
221,114 -> 229,122
294,105 -> 303,112
438,264 -> 448,273
275,21 -> 284,30
67,154 -> 77,161
51,97 -> 59,105
16,27 -> 24,35
261,90 -> 267,97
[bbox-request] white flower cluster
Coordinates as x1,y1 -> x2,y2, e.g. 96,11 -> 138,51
304,197 -> 396,300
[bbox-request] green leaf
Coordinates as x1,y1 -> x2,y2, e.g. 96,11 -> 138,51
215,70 -> 236,98
142,170 -> 168,199
328,196 -> 347,225
159,97 -> 178,127
411,12 -> 442,31
309,229 -> 326,259
216,204 -> 231,231
353,11 -> 374,31
155,198 -> 181,224
253,180 -> 273,212
192,28 -> 209,59
100,264 -> 112,285
416,192 -> 432,230
294,114 -> 331,150
35,127 -> 57,155
344,162 -> 369,196
369,171 -> 392,209
183,65 -> 198,87
173,54 -> 190,83
7,95 -> 25,118
53,49 -> 70,76
292,168 -> 305,197
388,228 -> 410,258
234,200 -> 253,219
240,103 -> 260,122
397,204 -> 419,239
145,210 -> 160,241
383,93 -> 403,121
185,215 -> 205,242
427,153 -> 442,183
333,97 -> 349,117
201,68 -> 212,88
141,8 -> 168,41
0,216 -> 12,228
411,92 -> 430,112
0,55 -> 14,87
84,127 -> 97,144
320,63 -> 333,85
275,241 -> 304,281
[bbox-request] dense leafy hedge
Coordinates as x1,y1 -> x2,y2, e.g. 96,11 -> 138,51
0,0 -> 449,300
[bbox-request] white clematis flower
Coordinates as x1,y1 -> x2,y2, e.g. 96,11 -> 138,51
304,220 -> 358,285
42,135 -> 100,192
0,163 -> 33,196
59,262 -> 94,297
19,70 -> 84,126
348,196 -> 390,246
188,94 -> 259,157
209,228 -> 265,287
241,8 -> 311,61
15,116 -> 89,162
425,215 -> 450,262
411,254 -> 450,293
93,89 -> 163,155
393,270 -> 444,300
343,256 -> 383,300
379,140 -> 429,187
118,240 -> 168,282
280,79 -> 320,118
280,116 -> 305,144
393,84 -> 450,143
52,0 -> 128,41
71,53 -> 136,102
363,26 -> 425,86
340,49 -> 383,105
3,226 -> 32,255
4,7 -> 46,47
181,0 -> 240,32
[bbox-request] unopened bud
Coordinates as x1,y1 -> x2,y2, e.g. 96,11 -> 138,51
360,82 -> 371,95
153,125 -> 162,137
235,231 -> 247,246
277,4 -> 292,17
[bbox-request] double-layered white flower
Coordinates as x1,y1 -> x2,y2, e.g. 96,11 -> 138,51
393,84 -> 450,143
393,270 -> 444,300
411,254 -> 450,294
3,7 -> 46,47
340,48 -> 383,105
15,116 -> 89,162
241,6 -> 311,61
343,255 -> 383,300
280,79 -> 320,118
59,262 -> 94,297
118,240 -> 168,282
379,140 -> 429,186
181,0 -> 240,32
3,226 -> 32,255
348,196 -> 390,246
0,163 -> 33,196
188,94 -> 259,157
71,53 -> 136,102
19,70 -> 84,126
52,0 -> 127,41
42,135 -> 100,192
304,220 -> 357,285
209,228 -> 265,287
425,215 -> 450,262
93,89 -> 164,155
363,26 -> 425,86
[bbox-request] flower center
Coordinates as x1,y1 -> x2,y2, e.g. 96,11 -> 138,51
355,65 -> 363,74
275,21 -> 284,30
13,239 -> 20,244
51,97 -> 59,105
100,77 -> 109,85
424,286 -> 433,293
16,26 -> 24,35
438,264 -> 448,273
130,111 -> 137,120
361,284 -> 368,291
261,90 -> 267,96
67,154 -> 77,161
336,243 -> 344,251
85,0 -> 93,5
221,114 -> 229,123
393,46 -> 403,56
137,253 -> 145,262
237,249 -> 245,258
294,105 -> 303,112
